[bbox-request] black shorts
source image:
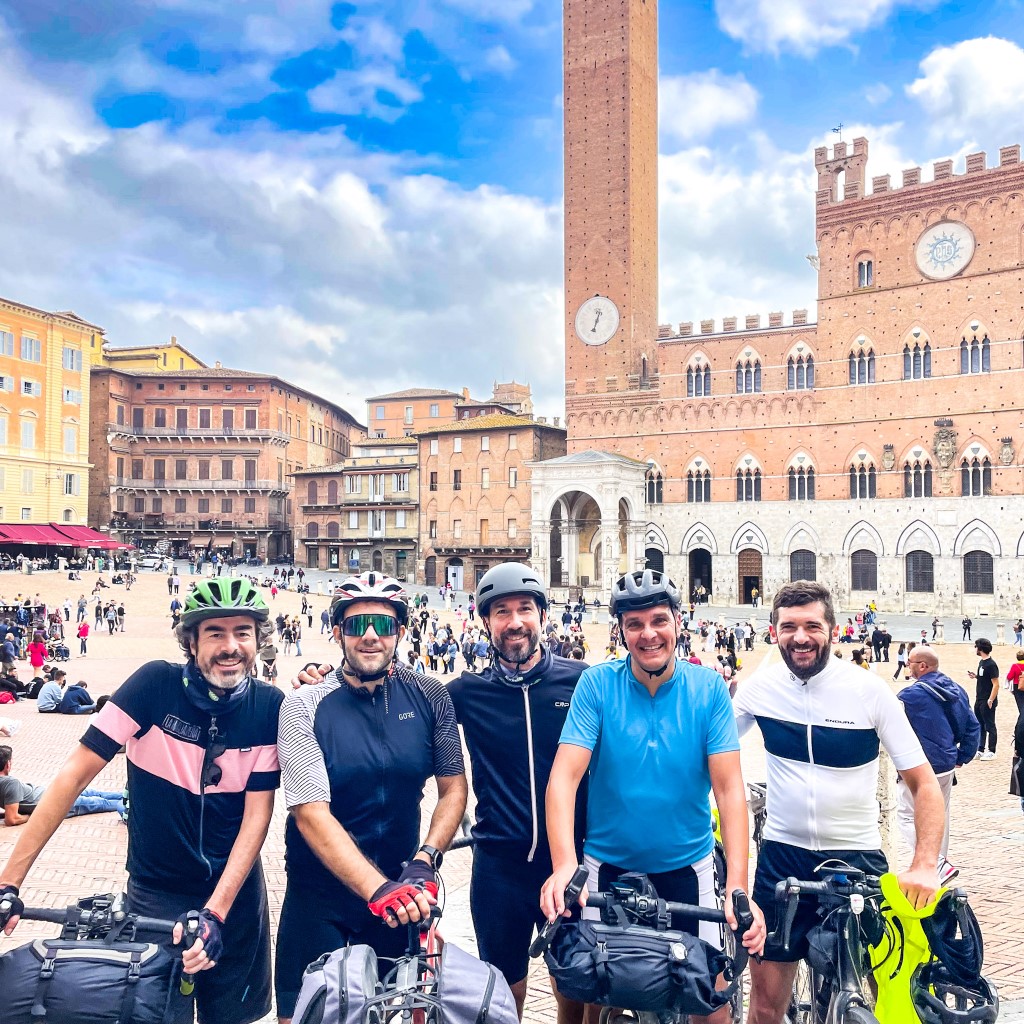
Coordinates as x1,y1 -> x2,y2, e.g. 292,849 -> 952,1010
274,884 -> 410,1019
127,866 -> 271,1024
753,841 -> 888,963
469,846 -> 552,987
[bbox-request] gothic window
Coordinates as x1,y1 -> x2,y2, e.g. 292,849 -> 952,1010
849,462 -> 877,499
857,259 -> 873,288
960,457 -> 992,497
905,550 -> 935,593
735,468 -> 762,502
850,550 -> 878,591
963,551 -> 994,594
903,460 -> 933,498
960,335 -> 990,374
788,467 -> 815,500
848,348 -> 875,384
687,470 -> 711,503
790,550 -> 817,581
902,344 -> 930,380
645,469 -> 664,504
735,360 -> 761,394
687,362 -> 712,398
787,355 -> 814,391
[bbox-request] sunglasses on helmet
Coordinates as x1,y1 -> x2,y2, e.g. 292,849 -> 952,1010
341,613 -> 400,638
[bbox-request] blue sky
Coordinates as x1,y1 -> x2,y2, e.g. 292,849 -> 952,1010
2,0 -> 1024,417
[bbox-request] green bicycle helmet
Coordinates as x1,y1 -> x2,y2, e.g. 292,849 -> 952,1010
180,577 -> 270,628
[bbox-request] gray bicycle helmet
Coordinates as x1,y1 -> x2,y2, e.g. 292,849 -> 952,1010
910,962 -> 999,1024
610,569 -> 682,617
179,577 -> 270,628
475,563 -> 548,617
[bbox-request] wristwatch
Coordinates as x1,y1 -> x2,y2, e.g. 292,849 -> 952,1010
418,844 -> 444,870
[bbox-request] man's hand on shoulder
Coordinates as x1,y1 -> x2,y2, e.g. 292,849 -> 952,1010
293,662 -> 333,690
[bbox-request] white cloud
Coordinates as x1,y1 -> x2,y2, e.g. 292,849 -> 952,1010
907,37 -> 1024,144
308,65 -> 423,119
864,83 -> 892,106
437,0 -> 536,22
484,45 -> 517,74
660,71 -> 758,148
715,0 -> 934,56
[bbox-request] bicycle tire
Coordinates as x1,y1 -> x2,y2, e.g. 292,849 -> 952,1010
840,1004 -> 880,1024
785,960 -> 816,1024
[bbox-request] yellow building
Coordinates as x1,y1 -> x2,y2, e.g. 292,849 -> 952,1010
93,335 -> 207,371
0,296 -> 99,525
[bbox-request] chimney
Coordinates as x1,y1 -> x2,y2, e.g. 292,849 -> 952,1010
215,360 -> 222,368
462,387 -> 470,400
170,335 -> 178,346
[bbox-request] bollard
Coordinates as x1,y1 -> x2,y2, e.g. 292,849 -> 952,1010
934,621 -> 945,644
996,622 -> 1005,645
876,748 -> 898,867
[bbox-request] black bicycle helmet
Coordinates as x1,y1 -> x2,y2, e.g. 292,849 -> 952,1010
179,577 -> 269,628
330,571 -> 409,625
910,962 -> 999,1024
475,562 -> 548,617
610,569 -> 682,617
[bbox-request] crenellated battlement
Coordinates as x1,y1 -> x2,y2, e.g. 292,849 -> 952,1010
815,138 -> 1022,208
657,309 -> 813,341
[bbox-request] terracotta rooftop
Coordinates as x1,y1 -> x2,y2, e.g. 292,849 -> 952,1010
366,388 -> 464,401
416,414 -> 562,435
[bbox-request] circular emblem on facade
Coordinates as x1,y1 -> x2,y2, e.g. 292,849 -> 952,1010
574,295 -> 620,346
914,221 -> 975,281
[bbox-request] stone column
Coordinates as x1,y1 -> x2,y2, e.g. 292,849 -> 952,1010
565,526 -> 579,587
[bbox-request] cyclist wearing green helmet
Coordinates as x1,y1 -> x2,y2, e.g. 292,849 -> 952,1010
0,574 -> 283,1024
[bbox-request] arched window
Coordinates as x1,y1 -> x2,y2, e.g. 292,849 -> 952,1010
849,348 -> 875,385
857,259 -> 873,288
849,462 -> 877,499
735,468 -> 762,502
787,353 -> 812,390
963,551 -> 994,594
327,479 -> 339,504
790,549 -> 817,581
326,521 -> 340,539
687,470 -> 711,503
788,467 -> 815,500
923,343 -> 931,377
904,460 -> 933,498
903,346 -> 911,380
851,550 -> 877,591
906,550 -> 935,592
306,522 -> 319,539
687,362 -> 712,398
307,480 -> 318,505
736,360 -> 761,394
645,469 -> 664,504
961,457 -> 992,497
961,335 -> 991,375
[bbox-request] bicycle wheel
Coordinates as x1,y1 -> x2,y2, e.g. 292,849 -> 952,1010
785,961 -> 816,1024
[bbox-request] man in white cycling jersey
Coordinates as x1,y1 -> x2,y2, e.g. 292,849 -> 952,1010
734,580 -> 944,1024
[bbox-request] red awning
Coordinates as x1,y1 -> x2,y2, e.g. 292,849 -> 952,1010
49,524 -> 123,549
0,524 -> 67,546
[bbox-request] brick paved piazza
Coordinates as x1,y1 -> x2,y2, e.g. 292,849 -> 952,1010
1,569 -> 1021,1021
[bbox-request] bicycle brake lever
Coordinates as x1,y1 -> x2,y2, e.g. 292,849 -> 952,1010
529,865 -> 589,958
780,882 -> 800,955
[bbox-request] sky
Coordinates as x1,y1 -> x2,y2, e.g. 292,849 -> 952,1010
2,0 -> 1024,421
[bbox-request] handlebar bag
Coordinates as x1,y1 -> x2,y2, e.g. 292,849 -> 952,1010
544,920 -> 734,1016
291,943 -> 380,1024
434,940 -> 519,1024
0,937 -> 177,1024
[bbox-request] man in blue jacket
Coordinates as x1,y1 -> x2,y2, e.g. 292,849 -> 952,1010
899,647 -> 981,885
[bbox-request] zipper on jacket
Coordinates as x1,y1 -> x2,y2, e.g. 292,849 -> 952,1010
802,687 -> 818,850
522,684 -> 539,863
198,716 -> 217,880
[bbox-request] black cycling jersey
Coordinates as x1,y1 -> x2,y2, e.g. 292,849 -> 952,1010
81,661 -> 283,892
278,664 -> 463,919
448,647 -> 586,863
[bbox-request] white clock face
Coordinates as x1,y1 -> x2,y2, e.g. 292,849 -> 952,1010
574,296 -> 620,346
915,221 -> 975,281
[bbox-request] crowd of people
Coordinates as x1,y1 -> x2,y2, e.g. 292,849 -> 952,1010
0,565 -> 1015,1024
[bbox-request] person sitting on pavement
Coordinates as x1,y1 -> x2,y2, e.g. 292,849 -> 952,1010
898,647 -> 980,885
36,670 -> 66,713
1,745 -> 124,825
58,680 -> 97,715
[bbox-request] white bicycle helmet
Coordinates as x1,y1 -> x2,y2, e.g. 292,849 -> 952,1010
330,572 -> 409,625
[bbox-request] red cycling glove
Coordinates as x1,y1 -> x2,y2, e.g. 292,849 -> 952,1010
367,873 -> 438,921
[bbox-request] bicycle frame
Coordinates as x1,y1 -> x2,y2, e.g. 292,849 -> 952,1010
825,901 -> 875,1023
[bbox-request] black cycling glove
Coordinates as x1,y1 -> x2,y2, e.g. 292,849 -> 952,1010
398,859 -> 438,891
176,908 -> 225,962
0,884 -> 24,929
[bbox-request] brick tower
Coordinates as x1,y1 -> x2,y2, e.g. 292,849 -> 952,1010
563,0 -> 659,432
